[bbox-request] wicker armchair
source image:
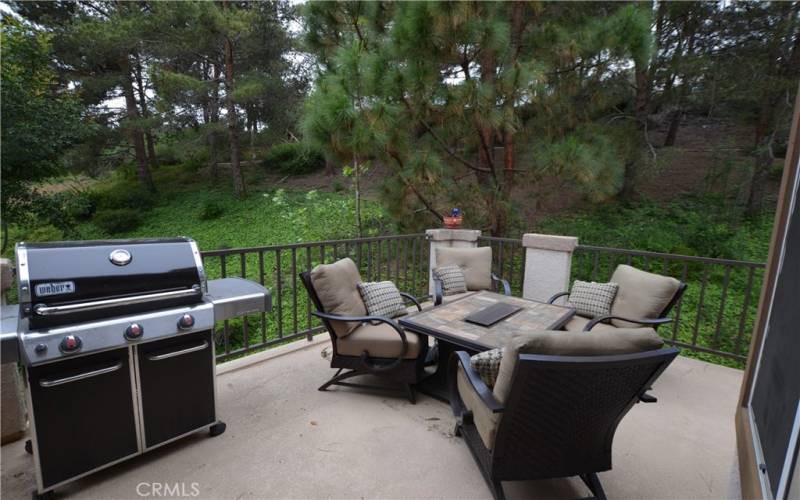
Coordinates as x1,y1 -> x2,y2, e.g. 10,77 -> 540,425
449,329 -> 678,500
432,247 -> 511,306
548,264 -> 687,332
299,258 -> 428,404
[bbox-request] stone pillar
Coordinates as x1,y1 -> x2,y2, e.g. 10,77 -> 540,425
1,258 -> 26,445
522,233 -> 578,303
426,228 -> 481,296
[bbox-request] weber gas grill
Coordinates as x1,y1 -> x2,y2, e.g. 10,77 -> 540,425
0,238 -> 271,499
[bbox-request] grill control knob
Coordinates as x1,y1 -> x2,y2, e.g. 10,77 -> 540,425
125,323 -> 144,340
59,335 -> 82,354
178,314 -> 195,330
34,343 -> 47,354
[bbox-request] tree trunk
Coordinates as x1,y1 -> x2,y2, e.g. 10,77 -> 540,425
134,54 -> 157,170
222,2 -> 246,198
620,61 -> 650,199
121,56 -> 155,193
745,134 -> 775,217
354,156 -> 363,238
209,62 -> 221,180
664,109 -> 682,147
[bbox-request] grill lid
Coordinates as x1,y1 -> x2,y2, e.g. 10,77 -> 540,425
17,238 -> 206,329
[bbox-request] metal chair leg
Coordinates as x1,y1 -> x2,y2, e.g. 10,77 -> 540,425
404,383 -> 416,404
580,473 -> 607,500
318,369 -> 361,391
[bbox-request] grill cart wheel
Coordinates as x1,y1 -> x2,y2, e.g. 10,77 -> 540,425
24,439 -> 32,454
209,421 -> 226,437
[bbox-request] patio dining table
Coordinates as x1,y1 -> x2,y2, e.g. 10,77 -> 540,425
399,290 -> 575,402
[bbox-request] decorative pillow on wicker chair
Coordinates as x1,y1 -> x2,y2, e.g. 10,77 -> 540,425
470,348 -> 503,388
357,281 -> 407,318
433,265 -> 468,296
568,280 -> 619,318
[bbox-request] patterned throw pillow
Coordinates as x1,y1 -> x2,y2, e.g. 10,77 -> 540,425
357,281 -> 407,318
568,280 -> 619,319
470,348 -> 503,388
433,265 -> 467,296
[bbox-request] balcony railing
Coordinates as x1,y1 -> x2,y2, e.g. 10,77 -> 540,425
202,234 -> 765,367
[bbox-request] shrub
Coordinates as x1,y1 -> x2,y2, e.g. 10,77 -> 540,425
88,181 -> 156,211
262,142 -> 325,175
93,208 -> 142,234
198,200 -> 225,220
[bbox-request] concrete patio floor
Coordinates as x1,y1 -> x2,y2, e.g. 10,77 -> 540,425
2,338 -> 744,500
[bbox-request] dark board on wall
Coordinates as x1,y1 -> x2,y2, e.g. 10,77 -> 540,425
751,181 -> 800,498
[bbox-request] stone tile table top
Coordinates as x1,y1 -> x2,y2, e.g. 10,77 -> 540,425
400,291 -> 575,351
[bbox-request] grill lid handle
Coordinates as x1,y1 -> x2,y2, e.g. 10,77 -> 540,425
33,287 -> 202,316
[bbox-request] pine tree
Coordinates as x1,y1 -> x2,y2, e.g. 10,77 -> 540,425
303,2 -> 653,236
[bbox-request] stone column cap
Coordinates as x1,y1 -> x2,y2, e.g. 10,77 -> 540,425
522,233 -> 578,252
425,228 -> 481,242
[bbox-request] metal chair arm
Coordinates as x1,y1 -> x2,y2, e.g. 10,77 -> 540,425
583,316 -> 673,332
311,311 -> 408,371
399,292 -> 422,311
433,277 -> 444,306
491,273 -> 511,296
547,291 -> 570,304
449,351 -> 504,414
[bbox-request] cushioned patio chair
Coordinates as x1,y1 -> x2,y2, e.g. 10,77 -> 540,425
449,329 -> 679,500
432,247 -> 511,306
548,264 -> 687,332
300,258 -> 428,403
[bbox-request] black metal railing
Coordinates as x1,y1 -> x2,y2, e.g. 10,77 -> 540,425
204,233 -> 764,368
201,234 -> 430,362
477,236 -> 765,367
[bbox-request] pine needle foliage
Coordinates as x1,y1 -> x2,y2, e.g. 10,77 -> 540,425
301,1 -> 653,236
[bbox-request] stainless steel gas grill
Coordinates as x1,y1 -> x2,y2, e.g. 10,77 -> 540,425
2,238 -> 271,499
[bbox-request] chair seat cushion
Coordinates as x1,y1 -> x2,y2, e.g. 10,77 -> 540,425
610,264 -> 681,328
358,281 -> 407,318
563,315 -> 617,332
435,247 -> 492,291
433,265 -> 468,295
457,366 -> 501,450
568,280 -> 618,318
336,322 -> 422,359
310,258 -> 366,338
493,328 -> 664,403
470,348 -> 503,387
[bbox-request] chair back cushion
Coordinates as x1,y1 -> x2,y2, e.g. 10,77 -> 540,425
568,280 -> 619,318
358,281 -> 406,318
610,264 -> 681,328
435,246 -> 492,291
310,258 -> 366,338
433,265 -> 468,295
493,328 -> 664,403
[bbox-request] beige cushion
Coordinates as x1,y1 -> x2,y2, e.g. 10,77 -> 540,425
610,265 -> 681,328
457,366 -> 501,450
435,247 -> 492,291
336,322 -> 422,359
310,258 -> 366,338
493,328 -> 664,404
563,315 -> 617,333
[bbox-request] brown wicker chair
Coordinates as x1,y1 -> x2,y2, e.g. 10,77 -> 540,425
300,261 -> 428,404
548,264 -> 687,332
449,330 -> 679,500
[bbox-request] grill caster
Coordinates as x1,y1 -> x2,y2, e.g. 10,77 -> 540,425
25,439 -> 32,454
32,490 -> 54,500
209,421 -> 226,437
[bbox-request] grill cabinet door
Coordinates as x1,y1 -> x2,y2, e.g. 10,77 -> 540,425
137,330 -> 216,448
27,347 -> 138,489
